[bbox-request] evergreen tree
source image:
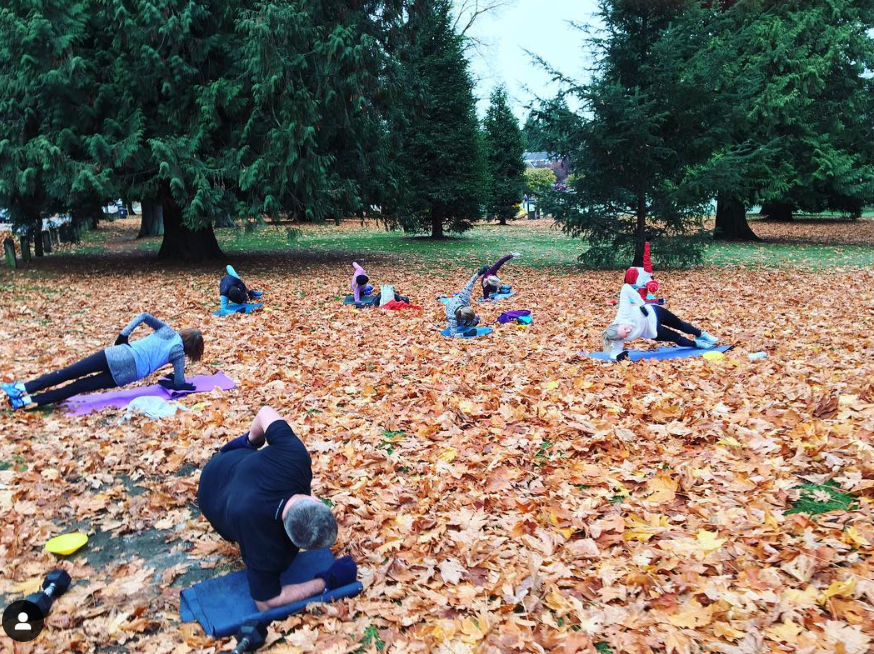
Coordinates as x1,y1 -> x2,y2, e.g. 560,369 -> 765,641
662,0 -> 874,239
0,0 -> 111,253
393,0 -> 487,238
544,0 -> 711,268
483,86 -> 525,225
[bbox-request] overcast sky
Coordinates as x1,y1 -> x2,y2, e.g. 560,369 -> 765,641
462,0 -> 603,120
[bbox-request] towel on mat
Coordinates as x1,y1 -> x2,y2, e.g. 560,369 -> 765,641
584,344 -> 733,362
214,302 -> 262,316
63,372 -> 236,416
441,326 -> 493,339
179,549 -> 364,638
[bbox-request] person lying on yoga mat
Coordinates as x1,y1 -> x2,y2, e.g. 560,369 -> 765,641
2,314 -> 203,409
624,241 -> 661,303
482,252 -> 521,299
350,262 -> 374,303
220,265 -> 262,308
198,406 -> 356,611
445,266 -> 488,336
602,283 -> 718,361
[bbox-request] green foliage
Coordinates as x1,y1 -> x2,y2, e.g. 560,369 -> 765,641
358,625 -> 386,653
787,481 -> 857,516
656,0 -> 874,238
595,643 -> 615,654
524,168 -> 556,197
391,0 -> 487,237
542,0 -> 711,267
483,87 -> 526,224
0,0 -> 414,260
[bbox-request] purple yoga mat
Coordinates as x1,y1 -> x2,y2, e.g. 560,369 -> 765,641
62,372 -> 236,416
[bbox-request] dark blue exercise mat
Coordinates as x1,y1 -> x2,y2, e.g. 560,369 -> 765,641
441,326 -> 494,339
179,549 -> 364,638
343,294 -> 379,307
584,344 -> 733,362
213,302 -> 263,316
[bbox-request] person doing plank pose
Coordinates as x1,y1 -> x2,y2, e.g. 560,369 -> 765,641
602,284 -> 718,361
445,266 -> 489,336
2,314 -> 203,409
481,253 -> 520,299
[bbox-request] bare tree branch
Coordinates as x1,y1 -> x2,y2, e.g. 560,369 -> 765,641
453,0 -> 516,36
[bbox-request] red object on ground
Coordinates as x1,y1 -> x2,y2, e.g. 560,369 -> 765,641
380,300 -> 423,311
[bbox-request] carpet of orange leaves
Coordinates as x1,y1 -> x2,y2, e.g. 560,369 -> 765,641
0,223 -> 873,654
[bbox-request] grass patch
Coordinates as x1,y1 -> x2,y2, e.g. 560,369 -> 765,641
706,241 -> 874,268
787,481 -> 857,515
596,643 -> 614,654
358,625 -> 385,653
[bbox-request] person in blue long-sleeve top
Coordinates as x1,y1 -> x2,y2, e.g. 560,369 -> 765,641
2,314 -> 204,409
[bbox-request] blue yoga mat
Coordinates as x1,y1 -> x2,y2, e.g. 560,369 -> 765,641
585,344 -> 733,362
343,295 -> 379,307
180,549 -> 364,638
441,326 -> 494,339
478,290 -> 517,303
214,302 -> 262,316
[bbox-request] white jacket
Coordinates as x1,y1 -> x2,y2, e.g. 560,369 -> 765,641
608,284 -> 658,358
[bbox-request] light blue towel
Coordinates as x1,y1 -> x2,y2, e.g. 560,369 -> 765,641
441,326 -> 493,339
214,302 -> 262,316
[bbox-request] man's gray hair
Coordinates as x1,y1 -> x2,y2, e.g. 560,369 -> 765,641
602,323 -> 621,352
283,499 -> 338,550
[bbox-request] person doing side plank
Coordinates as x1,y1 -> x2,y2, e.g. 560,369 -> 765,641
197,407 -> 357,610
481,253 -> 520,299
624,241 -> 661,303
2,314 -> 203,409
602,284 -> 718,361
445,265 -> 489,336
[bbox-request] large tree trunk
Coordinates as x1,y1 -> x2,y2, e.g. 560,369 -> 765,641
760,201 -> 794,221
138,201 -> 164,238
157,196 -> 223,261
715,195 -> 759,241
498,216 -> 507,226
631,190 -> 646,266
430,215 -> 444,238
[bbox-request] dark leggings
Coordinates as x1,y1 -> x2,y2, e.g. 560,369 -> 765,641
24,350 -> 118,406
652,305 -> 701,348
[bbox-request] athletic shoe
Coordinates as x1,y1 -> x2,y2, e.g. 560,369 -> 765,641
10,394 -> 31,410
700,331 -> 719,346
1,382 -> 26,399
694,336 -> 714,349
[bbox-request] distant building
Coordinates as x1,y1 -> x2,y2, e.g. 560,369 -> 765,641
523,151 -> 569,182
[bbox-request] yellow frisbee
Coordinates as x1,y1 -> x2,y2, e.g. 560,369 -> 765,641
45,532 -> 88,556
702,351 -> 725,361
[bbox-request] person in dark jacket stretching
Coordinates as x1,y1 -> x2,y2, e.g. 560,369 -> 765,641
220,265 -> 262,309
198,406 -> 357,610
1,314 -> 203,409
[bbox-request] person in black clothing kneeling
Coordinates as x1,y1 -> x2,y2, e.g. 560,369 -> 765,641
197,406 -> 357,611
